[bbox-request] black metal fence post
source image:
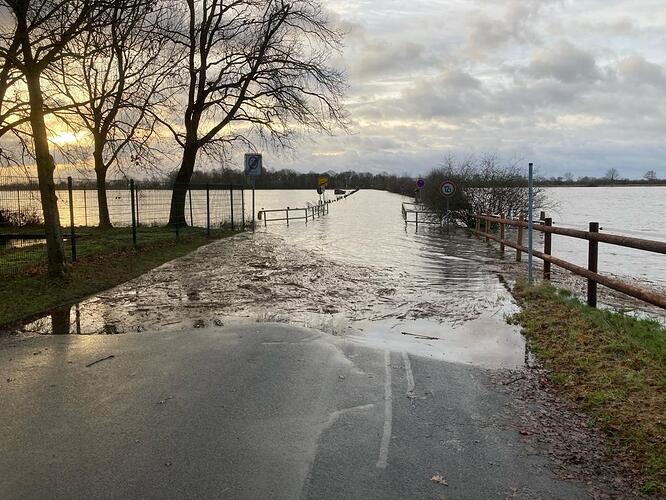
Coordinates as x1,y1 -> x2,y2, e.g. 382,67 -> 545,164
229,185 -> 235,231
188,188 -> 194,227
587,222 -> 599,307
206,183 -> 211,236
241,187 -> 245,228
83,185 -> 88,226
130,179 -> 137,246
135,185 -> 140,227
67,177 -> 76,262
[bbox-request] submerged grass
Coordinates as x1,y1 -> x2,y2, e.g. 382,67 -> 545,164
510,281 -> 666,494
0,230 -> 232,327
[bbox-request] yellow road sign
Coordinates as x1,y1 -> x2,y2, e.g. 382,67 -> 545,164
318,176 -> 329,187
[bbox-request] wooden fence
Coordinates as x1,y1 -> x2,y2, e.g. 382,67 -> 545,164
471,212 -> 666,310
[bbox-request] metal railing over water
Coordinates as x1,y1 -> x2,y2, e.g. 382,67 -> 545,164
471,212 -> 666,310
258,188 -> 360,226
259,202 -> 329,226
401,202 -> 458,228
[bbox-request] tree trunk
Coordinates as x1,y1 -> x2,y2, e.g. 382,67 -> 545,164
25,69 -> 67,277
93,144 -> 113,229
168,144 -> 198,226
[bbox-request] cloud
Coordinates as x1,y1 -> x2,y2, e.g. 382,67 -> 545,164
527,42 -> 603,83
617,55 -> 666,87
351,40 -> 438,80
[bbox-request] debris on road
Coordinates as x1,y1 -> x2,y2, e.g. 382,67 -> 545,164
85,355 -> 115,368
402,331 -> 440,340
431,475 -> 449,486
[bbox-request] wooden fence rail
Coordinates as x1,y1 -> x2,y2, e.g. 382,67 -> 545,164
471,212 -> 666,310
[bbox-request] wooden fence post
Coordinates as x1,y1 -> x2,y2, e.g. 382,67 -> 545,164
475,212 -> 480,238
543,217 -> 552,280
587,222 -> 599,307
516,214 -> 524,261
485,214 -> 490,243
500,213 -> 505,256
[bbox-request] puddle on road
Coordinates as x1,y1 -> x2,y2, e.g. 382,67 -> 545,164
2,192 -> 531,370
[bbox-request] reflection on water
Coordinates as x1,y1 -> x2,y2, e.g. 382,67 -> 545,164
0,238 -> 46,249
17,303 -> 123,336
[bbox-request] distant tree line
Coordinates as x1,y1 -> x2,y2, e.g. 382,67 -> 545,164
535,168 -> 664,187
139,168 -> 417,192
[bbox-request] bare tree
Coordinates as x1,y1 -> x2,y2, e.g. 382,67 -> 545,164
644,170 -> 657,182
422,154 -> 548,224
0,0 -> 115,276
46,1 -> 180,228
605,168 -> 620,181
159,0 -> 346,225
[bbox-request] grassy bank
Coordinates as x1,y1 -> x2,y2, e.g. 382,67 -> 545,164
0,230 -> 230,327
510,281 -> 666,494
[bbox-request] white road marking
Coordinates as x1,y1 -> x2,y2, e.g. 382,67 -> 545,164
402,351 -> 415,397
376,350 -> 393,469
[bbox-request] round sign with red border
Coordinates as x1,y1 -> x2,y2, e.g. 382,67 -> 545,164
416,178 -> 425,189
439,180 -> 457,197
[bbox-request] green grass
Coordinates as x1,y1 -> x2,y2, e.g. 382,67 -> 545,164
0,227 -> 233,327
510,281 -> 666,495
0,225 -> 223,275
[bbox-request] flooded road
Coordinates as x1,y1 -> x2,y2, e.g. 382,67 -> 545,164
5,190 -> 526,369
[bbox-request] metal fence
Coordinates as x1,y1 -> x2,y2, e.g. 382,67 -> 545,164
0,176 -> 247,276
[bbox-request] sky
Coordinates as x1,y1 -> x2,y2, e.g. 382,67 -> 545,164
266,0 -> 666,179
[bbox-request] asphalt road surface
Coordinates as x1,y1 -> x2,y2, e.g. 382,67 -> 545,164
1,323 -> 589,499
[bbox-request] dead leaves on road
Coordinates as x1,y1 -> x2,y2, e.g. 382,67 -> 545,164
431,474 -> 448,486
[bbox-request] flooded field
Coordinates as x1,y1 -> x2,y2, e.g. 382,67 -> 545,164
545,186 -> 666,289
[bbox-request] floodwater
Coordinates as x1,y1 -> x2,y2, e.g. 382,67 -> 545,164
4,187 -> 664,367
5,190 -> 528,369
4,185 -> 663,288
544,186 -> 666,289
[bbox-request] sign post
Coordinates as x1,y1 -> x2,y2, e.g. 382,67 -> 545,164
244,153 -> 262,230
439,180 -> 457,231
528,162 -> 534,283
318,175 -> 328,204
415,178 -> 425,203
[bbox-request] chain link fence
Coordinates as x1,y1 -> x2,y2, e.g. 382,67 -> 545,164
0,176 -> 247,276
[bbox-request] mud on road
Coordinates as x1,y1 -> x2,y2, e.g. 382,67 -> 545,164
9,232 -> 512,338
